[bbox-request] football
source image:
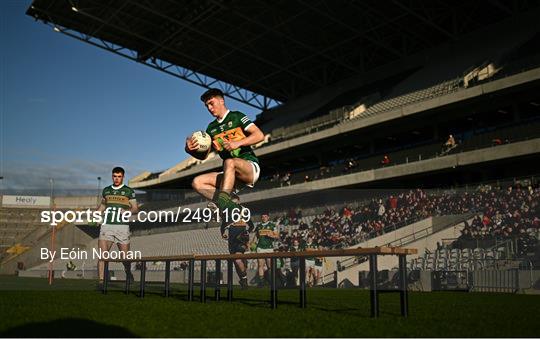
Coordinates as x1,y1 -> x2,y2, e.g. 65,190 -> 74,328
191,130 -> 212,153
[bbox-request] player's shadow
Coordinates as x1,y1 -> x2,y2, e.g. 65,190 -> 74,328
0,318 -> 137,337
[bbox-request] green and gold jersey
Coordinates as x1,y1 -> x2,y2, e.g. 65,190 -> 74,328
102,184 -> 136,226
206,110 -> 259,163
255,221 -> 276,249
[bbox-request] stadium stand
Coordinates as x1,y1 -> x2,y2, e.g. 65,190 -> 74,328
13,1 -> 540,296
0,208 -> 46,260
129,27 -> 540,184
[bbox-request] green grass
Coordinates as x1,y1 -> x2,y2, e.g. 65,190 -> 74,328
0,275 -> 539,337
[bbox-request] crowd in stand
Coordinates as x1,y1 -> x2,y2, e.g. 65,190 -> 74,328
267,182 -> 539,254
453,183 -> 540,252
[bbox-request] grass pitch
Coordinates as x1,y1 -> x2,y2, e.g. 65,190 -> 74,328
0,275 -> 539,337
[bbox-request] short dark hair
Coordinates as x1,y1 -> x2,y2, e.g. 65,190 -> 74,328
112,167 -> 125,175
200,88 -> 224,102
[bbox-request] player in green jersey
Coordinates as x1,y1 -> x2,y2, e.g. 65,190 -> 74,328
95,167 -> 139,287
185,88 -> 265,218
252,212 -> 278,287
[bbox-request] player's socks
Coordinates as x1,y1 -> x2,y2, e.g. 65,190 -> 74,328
216,191 -> 241,212
207,201 -> 218,210
239,274 -> 249,290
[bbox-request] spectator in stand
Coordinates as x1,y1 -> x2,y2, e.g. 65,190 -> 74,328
270,181 -> 538,258
343,158 -> 358,173
492,138 -> 510,146
319,166 -> 330,179
389,195 -> 398,209
442,134 -> 457,154
281,172 -> 291,187
377,199 -> 386,219
381,155 -> 391,167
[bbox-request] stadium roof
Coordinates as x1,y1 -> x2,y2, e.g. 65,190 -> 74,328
27,0 -> 540,109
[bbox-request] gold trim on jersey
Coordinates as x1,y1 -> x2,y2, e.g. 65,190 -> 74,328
104,195 -> 130,206
230,220 -> 249,228
258,229 -> 276,237
212,127 -> 246,151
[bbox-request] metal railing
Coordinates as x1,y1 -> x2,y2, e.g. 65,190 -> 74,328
470,268 -> 520,293
336,213 -> 474,273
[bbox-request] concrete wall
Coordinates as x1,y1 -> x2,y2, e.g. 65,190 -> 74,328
53,196 -> 100,209
0,224 -> 94,275
335,218 -> 469,286
324,217 -> 434,275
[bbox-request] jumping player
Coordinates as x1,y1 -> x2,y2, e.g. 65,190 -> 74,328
96,167 -> 138,287
185,88 -> 264,216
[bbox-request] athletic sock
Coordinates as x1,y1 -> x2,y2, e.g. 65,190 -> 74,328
216,191 -> 240,212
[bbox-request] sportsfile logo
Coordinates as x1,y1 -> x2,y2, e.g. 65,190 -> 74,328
40,206 -> 251,226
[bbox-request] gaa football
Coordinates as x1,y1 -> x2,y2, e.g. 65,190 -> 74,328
191,130 -> 212,153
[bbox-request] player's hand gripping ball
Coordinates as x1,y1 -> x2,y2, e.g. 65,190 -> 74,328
190,131 -> 212,153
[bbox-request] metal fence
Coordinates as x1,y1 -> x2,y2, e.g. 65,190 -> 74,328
470,269 -> 519,293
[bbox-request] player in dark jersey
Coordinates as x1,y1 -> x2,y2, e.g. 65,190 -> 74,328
185,88 -> 264,216
219,196 -> 255,289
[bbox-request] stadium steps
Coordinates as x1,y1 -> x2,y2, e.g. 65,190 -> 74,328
332,214 -> 473,287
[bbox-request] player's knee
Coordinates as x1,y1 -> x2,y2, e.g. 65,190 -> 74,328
192,176 -> 202,191
223,158 -> 236,171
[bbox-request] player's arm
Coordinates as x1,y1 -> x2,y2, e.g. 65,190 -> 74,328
92,194 -> 107,226
220,220 -> 229,239
121,191 -> 139,222
223,115 -> 264,150
237,124 -> 264,147
96,197 -> 107,212
185,135 -> 210,160
271,223 -> 279,239
96,188 -> 107,212
128,199 -> 139,214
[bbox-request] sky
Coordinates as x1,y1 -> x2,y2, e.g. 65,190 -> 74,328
0,0 -> 259,194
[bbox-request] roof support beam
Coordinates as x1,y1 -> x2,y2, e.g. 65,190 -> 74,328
392,0 -> 457,40
206,0 -> 361,75
130,0 -> 324,89
32,6 -> 281,110
297,0 -> 405,58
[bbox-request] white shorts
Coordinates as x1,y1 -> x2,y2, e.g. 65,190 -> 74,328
306,259 -> 316,269
246,160 -> 260,188
256,247 -> 274,254
219,160 -> 260,188
99,224 -> 130,244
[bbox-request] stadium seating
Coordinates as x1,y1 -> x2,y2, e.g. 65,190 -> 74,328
0,208 -> 44,260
